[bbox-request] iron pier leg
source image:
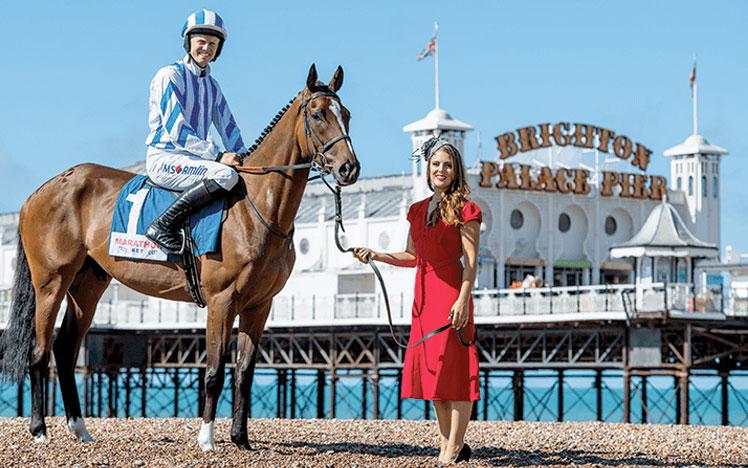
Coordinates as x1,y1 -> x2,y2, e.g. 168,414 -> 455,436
482,370 -> 489,421
329,371 -> 337,419
140,368 -> 147,418
557,370 -> 564,422
513,370 -> 524,421
424,399 -> 430,420
595,370 -> 603,422
641,375 -> 648,424
623,370 -> 631,424
173,368 -> 179,417
125,368 -> 131,418
372,372 -> 380,420
674,375 -> 681,424
97,370 -> 102,417
276,370 -> 282,419
679,372 -> 690,424
396,369 -> 402,420
361,370 -> 368,419
290,369 -> 297,419
721,372 -> 729,426
316,369 -> 325,419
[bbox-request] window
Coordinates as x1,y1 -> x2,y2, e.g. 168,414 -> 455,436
713,176 -> 718,198
688,176 -> 693,196
510,209 -> 524,229
378,231 -> 390,249
299,238 -> 310,255
676,177 -> 682,190
702,175 -> 707,197
605,216 -> 617,236
558,213 -> 571,233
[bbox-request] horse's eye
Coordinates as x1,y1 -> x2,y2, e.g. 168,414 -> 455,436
312,112 -> 323,121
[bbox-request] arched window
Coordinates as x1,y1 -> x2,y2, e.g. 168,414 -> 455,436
688,176 -> 693,196
676,177 -> 682,191
702,175 -> 707,197
713,176 -> 718,198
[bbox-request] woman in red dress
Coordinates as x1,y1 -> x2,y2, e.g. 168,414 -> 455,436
354,139 -> 480,464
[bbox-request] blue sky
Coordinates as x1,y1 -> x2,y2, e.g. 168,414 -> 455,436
0,1 -> 746,251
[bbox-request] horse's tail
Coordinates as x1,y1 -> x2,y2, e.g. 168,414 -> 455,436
0,231 -> 36,383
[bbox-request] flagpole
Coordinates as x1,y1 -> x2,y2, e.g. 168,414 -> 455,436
692,54 -> 698,135
434,21 -> 440,110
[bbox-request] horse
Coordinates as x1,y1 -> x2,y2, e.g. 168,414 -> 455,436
0,64 -> 359,451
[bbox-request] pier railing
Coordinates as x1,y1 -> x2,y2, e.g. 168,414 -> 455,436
0,283 -> 740,329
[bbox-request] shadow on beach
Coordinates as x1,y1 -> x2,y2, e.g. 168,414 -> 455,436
277,440 -> 742,467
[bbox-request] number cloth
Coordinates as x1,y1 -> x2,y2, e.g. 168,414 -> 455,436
401,198 -> 482,402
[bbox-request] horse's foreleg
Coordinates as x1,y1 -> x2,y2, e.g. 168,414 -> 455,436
230,301 -> 271,450
198,308 -> 234,452
53,263 -> 111,442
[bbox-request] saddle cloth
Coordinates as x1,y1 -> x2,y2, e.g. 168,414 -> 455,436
109,175 -> 223,261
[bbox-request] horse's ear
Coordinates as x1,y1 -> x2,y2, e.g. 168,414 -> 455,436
306,64 -> 318,90
328,65 -> 344,92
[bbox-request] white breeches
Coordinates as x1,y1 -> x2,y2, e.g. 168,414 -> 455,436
145,148 -> 239,191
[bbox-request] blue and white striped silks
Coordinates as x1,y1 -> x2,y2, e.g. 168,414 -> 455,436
145,55 -> 246,161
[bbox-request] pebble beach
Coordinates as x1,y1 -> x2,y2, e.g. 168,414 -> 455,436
1,417 -> 746,467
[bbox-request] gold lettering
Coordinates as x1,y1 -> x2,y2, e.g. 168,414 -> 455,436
538,123 -> 552,148
573,169 -> 591,195
517,126 -> 542,152
631,143 -> 652,171
619,173 -> 635,198
555,168 -> 572,193
613,135 -> 633,160
632,174 -> 649,199
595,127 -> 615,153
649,175 -> 667,200
479,161 -> 498,187
533,167 -> 558,192
552,122 -> 571,146
601,171 -> 617,196
497,163 -> 520,189
496,132 -> 519,160
518,164 -> 533,190
573,123 -> 595,149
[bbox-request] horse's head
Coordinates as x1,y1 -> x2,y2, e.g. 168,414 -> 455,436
298,64 -> 360,186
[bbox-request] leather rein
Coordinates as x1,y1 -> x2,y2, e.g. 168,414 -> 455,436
231,90 -> 474,349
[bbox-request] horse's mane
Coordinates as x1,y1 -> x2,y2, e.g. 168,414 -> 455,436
244,82 -> 335,157
244,95 -> 297,157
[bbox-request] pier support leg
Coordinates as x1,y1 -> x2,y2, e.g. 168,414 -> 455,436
678,372 -> 689,425
641,375 -> 648,424
316,369 -> 325,419
482,370 -> 489,421
674,375 -> 681,423
372,372 -> 380,420
290,369 -> 296,419
721,372 -> 729,426
595,370 -> 603,422
362,370 -> 368,420
557,370 -> 564,422
513,370 -> 524,421
623,370 -> 631,424
396,369 -> 402,420
140,368 -> 147,418
125,369 -> 131,418
329,371 -> 337,419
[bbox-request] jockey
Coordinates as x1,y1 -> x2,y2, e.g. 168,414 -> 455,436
144,9 -> 246,253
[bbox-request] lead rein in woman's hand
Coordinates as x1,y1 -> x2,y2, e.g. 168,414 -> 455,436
352,247 -> 375,264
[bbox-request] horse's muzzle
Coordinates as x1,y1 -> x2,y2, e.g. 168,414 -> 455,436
336,160 -> 360,186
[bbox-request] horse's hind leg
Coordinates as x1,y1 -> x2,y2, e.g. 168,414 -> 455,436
29,262 -> 83,443
53,258 -> 111,442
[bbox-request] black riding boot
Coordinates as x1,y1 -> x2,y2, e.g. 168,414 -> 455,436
146,179 -> 226,254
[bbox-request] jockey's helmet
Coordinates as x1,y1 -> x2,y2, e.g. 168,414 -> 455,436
182,9 -> 228,61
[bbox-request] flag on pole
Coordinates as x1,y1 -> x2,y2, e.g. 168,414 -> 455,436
417,36 -> 437,61
689,59 -> 697,96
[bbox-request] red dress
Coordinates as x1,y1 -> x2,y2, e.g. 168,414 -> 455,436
400,198 -> 481,402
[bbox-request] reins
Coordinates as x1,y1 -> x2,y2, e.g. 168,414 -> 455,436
320,175 -> 476,349
229,88 -> 474,348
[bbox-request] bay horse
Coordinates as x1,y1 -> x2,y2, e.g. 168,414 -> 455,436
0,64 -> 359,451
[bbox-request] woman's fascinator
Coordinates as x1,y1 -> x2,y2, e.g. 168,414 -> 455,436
412,136 -> 450,161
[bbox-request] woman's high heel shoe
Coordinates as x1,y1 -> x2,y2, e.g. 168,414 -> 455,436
453,443 -> 471,463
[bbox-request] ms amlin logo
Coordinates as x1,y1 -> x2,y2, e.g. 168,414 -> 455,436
160,163 -> 208,177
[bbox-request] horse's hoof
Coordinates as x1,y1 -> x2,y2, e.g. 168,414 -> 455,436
197,421 -> 215,452
67,417 -> 95,443
33,433 -> 49,444
232,439 -> 253,451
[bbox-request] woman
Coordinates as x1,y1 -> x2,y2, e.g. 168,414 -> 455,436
353,138 -> 481,464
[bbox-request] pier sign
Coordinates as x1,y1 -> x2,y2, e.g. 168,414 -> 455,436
480,122 -> 667,200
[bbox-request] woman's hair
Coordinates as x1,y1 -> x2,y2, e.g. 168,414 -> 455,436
425,143 -> 471,227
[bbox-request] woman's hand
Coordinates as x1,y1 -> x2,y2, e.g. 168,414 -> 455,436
449,298 -> 469,330
352,247 -> 376,264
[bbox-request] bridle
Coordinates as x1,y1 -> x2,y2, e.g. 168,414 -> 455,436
233,89 -> 352,240
232,89 -> 474,349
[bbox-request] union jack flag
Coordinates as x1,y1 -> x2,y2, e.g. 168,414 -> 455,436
689,60 -> 696,96
417,37 -> 437,61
